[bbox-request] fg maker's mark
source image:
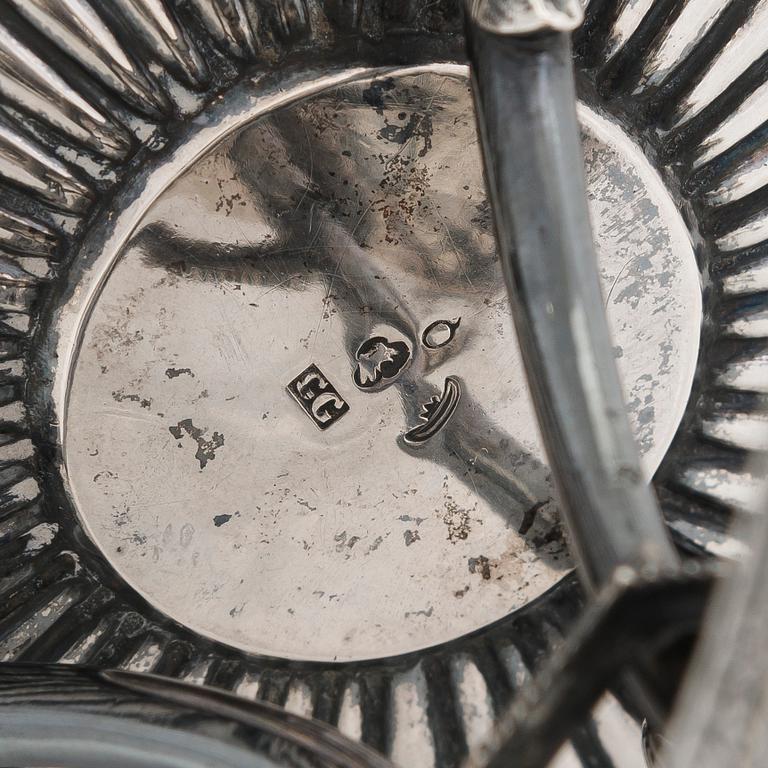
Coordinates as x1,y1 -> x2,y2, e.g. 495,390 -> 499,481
287,364 -> 349,430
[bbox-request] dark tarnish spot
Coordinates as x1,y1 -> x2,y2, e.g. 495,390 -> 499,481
113,390 -> 151,409
471,199 -> 492,230
362,77 -> 395,114
377,112 -> 433,157
443,499 -> 472,543
404,606 -> 433,619
213,513 -> 232,527
165,367 -> 195,379
468,555 -> 491,580
169,419 -> 224,469
530,523 -> 566,550
518,499 -> 548,536
404,530 -> 420,546
398,514 -> 425,525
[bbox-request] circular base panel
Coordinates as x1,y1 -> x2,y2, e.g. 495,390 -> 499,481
63,69 -> 700,661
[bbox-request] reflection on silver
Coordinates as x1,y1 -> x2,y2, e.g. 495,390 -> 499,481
404,376 -> 462,446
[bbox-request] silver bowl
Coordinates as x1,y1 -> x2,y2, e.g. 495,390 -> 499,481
0,0 -> 766,765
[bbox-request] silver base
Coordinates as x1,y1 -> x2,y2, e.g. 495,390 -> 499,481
56,68 -> 699,662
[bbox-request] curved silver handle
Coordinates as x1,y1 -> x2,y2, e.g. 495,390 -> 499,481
465,13 -> 678,589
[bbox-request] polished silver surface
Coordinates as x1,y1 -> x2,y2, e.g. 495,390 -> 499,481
56,69 -> 701,661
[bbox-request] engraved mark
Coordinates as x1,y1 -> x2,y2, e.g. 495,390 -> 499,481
422,317 -> 461,349
287,363 -> 349,430
353,335 -> 411,390
403,376 -> 461,446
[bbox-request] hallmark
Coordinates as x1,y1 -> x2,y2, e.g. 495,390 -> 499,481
404,376 -> 462,445
287,364 -> 349,430
354,336 -> 411,390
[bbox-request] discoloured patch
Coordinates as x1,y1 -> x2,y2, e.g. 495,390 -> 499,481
518,499 -> 548,536
362,77 -> 395,114
529,523 -> 566,551
404,530 -> 420,546
215,175 -> 247,216
179,523 -> 195,548
468,556 -> 491,580
378,112 -> 433,158
165,367 -> 195,378
169,419 -> 224,469
112,389 -> 151,409
442,498 -> 474,543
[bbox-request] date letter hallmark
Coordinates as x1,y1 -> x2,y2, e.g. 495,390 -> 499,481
287,364 -> 349,430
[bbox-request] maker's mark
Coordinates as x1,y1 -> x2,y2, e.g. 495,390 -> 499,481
422,317 -> 461,349
287,364 -> 349,430
354,336 -> 411,390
